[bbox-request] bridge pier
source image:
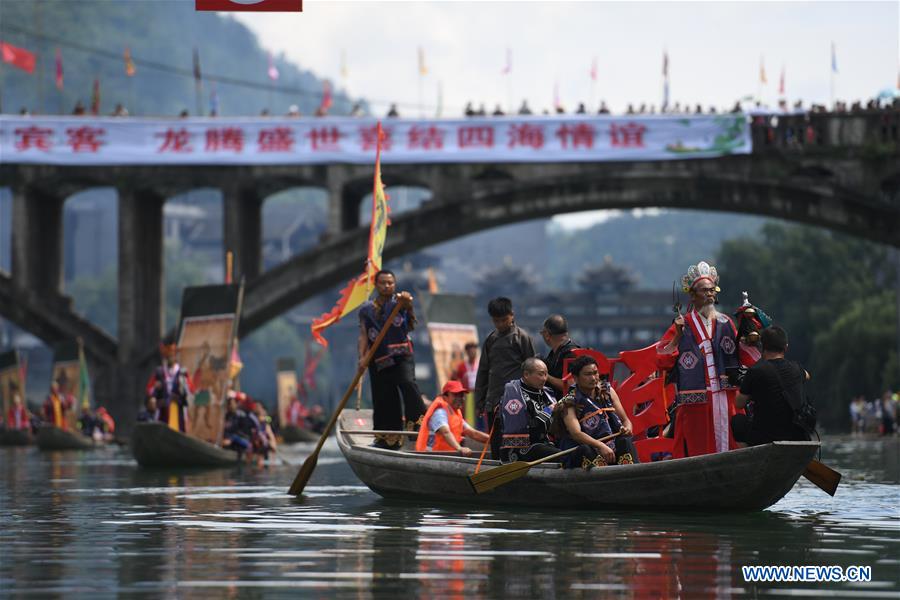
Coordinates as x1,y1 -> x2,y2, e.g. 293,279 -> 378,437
223,184 -> 262,281
115,187 -> 165,430
11,184 -> 64,297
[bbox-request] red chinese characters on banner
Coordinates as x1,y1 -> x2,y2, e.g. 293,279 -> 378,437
205,128 -> 244,152
14,126 -> 54,151
458,126 -> 494,149
507,124 -> 544,149
258,127 -> 294,152
156,128 -> 193,153
556,123 -> 596,149
359,126 -> 392,151
65,127 -> 106,153
407,126 -> 444,150
609,122 -> 647,148
307,126 -> 341,151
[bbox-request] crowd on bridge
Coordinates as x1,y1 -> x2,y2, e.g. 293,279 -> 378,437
10,93 -> 898,120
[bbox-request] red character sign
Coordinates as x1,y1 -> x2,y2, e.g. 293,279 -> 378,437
407,126 -> 445,150
458,126 -> 494,149
360,126 -> 392,151
66,127 -> 106,153
14,126 -> 53,151
609,122 -> 647,148
205,128 -> 244,152
556,123 -> 596,149
507,124 -> 545,149
258,127 -> 294,152
156,128 -> 193,153
307,126 -> 341,151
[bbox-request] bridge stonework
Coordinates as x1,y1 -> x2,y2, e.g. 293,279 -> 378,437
0,112 -> 897,433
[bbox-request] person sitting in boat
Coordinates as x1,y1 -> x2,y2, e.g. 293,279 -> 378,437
731,326 -> 812,446
550,355 -> 639,469
77,402 -> 100,439
145,340 -> 192,433
416,380 -> 489,455
223,393 -> 252,458
137,396 -> 159,422
5,382 -> 30,431
308,405 -> 326,434
251,401 -> 278,463
287,391 -> 309,428
42,381 -> 73,430
498,357 -> 559,463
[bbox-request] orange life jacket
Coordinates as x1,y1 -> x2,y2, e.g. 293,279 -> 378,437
416,396 -> 464,452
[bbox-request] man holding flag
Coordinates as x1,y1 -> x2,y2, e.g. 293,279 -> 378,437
357,271 -> 423,449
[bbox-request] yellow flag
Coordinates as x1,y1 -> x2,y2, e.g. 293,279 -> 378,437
311,122 -> 390,345
418,47 -> 427,76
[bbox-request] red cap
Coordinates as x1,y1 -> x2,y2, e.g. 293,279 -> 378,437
442,380 -> 468,395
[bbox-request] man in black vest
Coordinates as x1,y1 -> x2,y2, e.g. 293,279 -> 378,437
732,326 -> 810,445
541,314 -> 580,396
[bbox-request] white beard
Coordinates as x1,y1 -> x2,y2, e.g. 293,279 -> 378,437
699,303 -> 716,318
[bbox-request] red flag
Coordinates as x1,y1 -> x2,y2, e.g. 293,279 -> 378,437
318,80 -> 333,114
267,52 -> 279,81
778,66 -> 785,95
302,343 -> 325,391
91,78 -> 100,115
1,41 -> 36,73
196,0 -> 301,11
55,48 -> 64,89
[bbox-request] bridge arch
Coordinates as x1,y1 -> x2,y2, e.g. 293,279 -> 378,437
240,171 -> 900,335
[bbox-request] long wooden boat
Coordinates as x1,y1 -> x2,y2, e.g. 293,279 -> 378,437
131,421 -> 239,468
337,409 -> 819,511
36,425 -> 96,450
280,425 -> 321,443
0,428 -> 32,446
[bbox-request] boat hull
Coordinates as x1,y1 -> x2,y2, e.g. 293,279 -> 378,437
0,429 -> 32,446
131,422 -> 239,468
281,425 -> 320,443
36,425 -> 96,450
337,410 -> 818,511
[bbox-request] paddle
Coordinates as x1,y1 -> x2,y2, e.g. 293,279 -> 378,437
802,459 -> 841,496
469,431 -> 622,495
288,296 -> 410,496
273,449 -> 294,467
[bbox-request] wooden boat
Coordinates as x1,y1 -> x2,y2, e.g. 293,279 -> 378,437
336,409 -> 820,512
131,421 -> 239,468
0,428 -> 32,446
36,425 -> 96,450
280,425 -> 321,443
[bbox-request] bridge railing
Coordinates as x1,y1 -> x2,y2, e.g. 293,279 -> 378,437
751,110 -> 900,153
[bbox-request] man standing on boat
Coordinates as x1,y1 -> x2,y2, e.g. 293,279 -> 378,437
657,261 -> 740,457
473,297 -> 536,458
42,381 -> 72,430
541,314 -> 580,396
145,340 -> 192,433
358,270 -> 425,450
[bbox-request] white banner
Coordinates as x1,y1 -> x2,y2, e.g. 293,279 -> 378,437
0,115 -> 751,166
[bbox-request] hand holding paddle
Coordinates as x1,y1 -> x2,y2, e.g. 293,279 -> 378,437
469,431 -> 623,495
288,296 -> 411,496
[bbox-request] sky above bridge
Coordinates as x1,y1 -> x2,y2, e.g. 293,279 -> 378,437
235,0 -> 898,118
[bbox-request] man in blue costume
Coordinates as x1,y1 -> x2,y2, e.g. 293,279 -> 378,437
551,355 -> 638,469
358,270 -> 424,450
498,357 -> 559,463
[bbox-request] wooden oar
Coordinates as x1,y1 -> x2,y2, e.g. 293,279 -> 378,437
288,297 -> 409,496
469,431 -> 622,495
802,459 -> 841,496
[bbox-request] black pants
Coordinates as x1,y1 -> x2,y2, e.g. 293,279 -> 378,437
369,359 -> 425,432
731,413 -> 808,446
562,436 -> 641,469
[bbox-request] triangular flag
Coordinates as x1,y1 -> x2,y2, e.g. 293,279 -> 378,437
55,48 -> 64,89
124,46 -> 136,77
311,123 -> 391,346
267,51 -> 279,81
1,41 -> 35,73
418,47 -> 427,76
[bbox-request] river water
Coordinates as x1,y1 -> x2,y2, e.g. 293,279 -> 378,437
1,435 -> 898,598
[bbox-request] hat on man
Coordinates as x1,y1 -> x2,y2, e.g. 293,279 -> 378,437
442,380 -> 468,395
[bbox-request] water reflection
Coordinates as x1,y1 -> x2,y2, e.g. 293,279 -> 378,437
1,437 -> 898,598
